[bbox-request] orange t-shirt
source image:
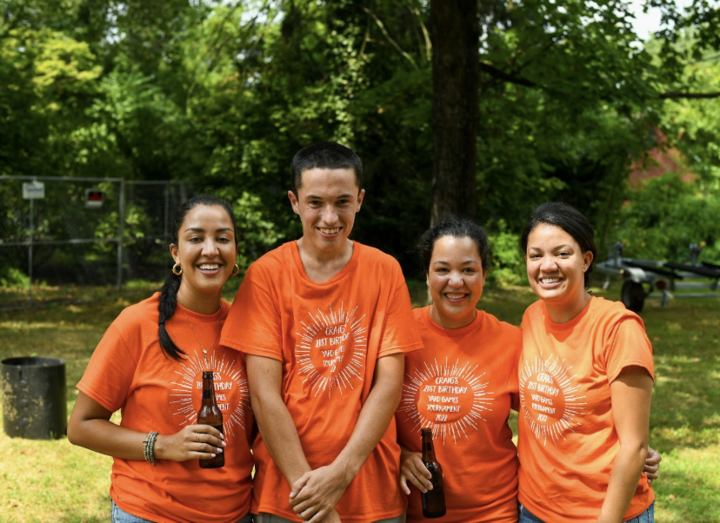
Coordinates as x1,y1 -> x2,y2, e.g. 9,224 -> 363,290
77,294 -> 254,523
518,296 -> 655,523
221,241 -> 423,523
396,307 -> 522,523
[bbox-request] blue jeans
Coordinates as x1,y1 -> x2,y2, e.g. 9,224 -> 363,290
625,502 -> 655,523
112,500 -> 253,523
518,504 -> 545,523
518,502 -> 654,523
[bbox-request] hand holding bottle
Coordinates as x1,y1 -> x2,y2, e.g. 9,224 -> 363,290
154,424 -> 225,462
419,428 -> 446,518
399,445 -> 434,495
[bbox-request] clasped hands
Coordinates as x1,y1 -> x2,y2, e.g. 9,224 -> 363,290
289,463 -> 350,523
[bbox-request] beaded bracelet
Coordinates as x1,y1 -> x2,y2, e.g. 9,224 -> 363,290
143,431 -> 159,466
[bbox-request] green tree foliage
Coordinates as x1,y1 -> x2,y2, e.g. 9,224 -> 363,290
475,1 -> 664,238
1,0 -> 719,279
617,173 -> 720,262
614,48 -> 720,264
662,48 -> 720,188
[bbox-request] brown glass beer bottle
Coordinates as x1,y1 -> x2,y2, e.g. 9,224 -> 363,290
197,371 -> 225,468
421,428 -> 446,518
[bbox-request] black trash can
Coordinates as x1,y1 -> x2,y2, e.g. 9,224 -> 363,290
1,357 -> 67,439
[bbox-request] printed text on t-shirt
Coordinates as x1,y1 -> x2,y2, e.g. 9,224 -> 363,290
296,302 -> 368,397
400,357 -> 493,444
170,350 -> 249,441
519,354 -> 586,445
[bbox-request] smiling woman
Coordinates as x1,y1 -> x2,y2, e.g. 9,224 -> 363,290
170,204 -> 239,315
522,207 -> 595,324
517,202 -> 655,523
426,234 -> 488,329
396,216 -> 523,523
66,195 -> 254,523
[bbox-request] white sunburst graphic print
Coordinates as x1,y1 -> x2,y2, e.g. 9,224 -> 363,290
519,353 -> 586,445
399,357 -> 494,445
169,350 -> 249,441
296,302 -> 368,398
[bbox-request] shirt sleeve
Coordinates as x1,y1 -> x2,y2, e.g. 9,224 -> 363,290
221,267 -> 284,361
376,266 -> 424,358
77,322 -> 139,413
606,317 -> 655,384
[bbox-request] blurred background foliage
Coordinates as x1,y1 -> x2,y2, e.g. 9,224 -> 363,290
1,0 -> 719,284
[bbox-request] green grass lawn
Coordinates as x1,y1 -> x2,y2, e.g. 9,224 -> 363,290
1,282 -> 719,522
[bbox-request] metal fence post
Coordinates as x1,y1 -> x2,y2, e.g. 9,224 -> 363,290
117,179 -> 125,296
28,197 -> 33,306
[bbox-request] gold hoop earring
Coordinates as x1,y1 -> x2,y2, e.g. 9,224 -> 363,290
172,264 -> 183,276
232,264 -> 240,276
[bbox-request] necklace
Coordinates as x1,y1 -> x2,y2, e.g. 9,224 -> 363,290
181,303 -> 224,365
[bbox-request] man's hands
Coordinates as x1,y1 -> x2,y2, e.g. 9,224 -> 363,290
289,464 -> 350,523
399,446 -> 433,495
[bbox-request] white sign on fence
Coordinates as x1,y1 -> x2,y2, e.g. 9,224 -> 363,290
22,181 -> 45,199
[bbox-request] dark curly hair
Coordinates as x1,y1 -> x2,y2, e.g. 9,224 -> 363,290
418,216 -> 490,273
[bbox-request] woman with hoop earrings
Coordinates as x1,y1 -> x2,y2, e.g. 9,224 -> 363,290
69,195 -> 253,523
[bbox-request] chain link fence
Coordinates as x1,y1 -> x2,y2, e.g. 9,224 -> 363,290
0,176 -> 191,310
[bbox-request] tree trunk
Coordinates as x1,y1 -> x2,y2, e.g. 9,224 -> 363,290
429,0 -> 480,225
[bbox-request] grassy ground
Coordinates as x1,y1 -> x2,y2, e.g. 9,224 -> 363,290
1,281 -> 719,522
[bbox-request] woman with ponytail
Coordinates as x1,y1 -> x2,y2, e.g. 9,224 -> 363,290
68,195 -> 254,523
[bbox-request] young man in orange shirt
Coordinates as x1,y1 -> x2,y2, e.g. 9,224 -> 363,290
221,142 -> 423,523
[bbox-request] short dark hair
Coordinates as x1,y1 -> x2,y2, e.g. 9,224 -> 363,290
418,216 -> 490,273
520,201 -> 597,288
290,142 -> 363,195
159,195 -> 238,361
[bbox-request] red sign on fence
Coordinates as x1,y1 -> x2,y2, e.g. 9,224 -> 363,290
85,189 -> 104,209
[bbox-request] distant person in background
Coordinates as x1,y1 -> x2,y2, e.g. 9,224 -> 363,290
517,202 -> 655,523
68,195 -> 253,523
